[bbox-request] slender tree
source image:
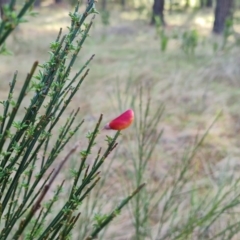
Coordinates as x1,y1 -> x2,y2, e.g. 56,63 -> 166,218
213,0 -> 234,34
121,0 -> 125,10
101,0 -> 106,10
34,0 -> 41,7
151,0 -> 165,26
206,0 -> 212,7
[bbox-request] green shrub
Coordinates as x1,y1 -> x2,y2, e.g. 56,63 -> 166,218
155,15 -> 169,52
0,1 -> 144,239
181,29 -> 198,55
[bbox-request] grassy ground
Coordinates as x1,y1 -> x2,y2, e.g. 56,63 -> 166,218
1,3 -> 240,239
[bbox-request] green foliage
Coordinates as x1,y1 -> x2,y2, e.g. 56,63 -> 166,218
101,10 -> 110,26
0,42 -> 13,55
131,88 -> 164,239
0,0 -> 144,239
112,77 -> 165,239
100,10 -> 110,41
181,29 -> 199,55
108,73 -> 240,239
88,183 -> 145,239
155,16 -> 169,52
213,41 -> 218,53
136,4 -> 146,16
222,17 -> 234,50
0,0 -> 37,50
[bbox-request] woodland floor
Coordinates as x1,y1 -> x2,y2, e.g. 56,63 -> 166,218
1,4 -> 240,239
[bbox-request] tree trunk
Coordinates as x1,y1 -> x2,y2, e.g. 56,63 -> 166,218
34,0 -> 41,7
206,0 -> 212,7
101,0 -> 106,10
213,0 -> 234,34
55,0 -> 62,4
121,0 -> 125,10
151,0 -> 165,26
200,0 -> 212,8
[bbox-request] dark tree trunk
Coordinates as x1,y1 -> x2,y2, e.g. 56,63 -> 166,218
121,0 -> 125,10
101,0 -> 106,10
34,0 -> 41,7
206,0 -> 212,7
200,0 -> 212,8
55,0 -> 62,4
213,0 -> 234,34
151,0 -> 165,26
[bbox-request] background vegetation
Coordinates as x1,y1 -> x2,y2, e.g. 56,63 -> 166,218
1,0 -> 240,239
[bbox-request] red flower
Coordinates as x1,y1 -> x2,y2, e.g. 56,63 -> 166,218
104,109 -> 134,130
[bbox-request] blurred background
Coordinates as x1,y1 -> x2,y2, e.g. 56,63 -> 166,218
1,0 -> 240,239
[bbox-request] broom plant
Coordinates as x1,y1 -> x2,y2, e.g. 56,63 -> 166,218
0,0 -> 144,239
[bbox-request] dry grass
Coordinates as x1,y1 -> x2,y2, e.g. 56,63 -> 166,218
1,4 -> 240,239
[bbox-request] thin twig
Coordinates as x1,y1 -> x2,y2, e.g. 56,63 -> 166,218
12,143 -> 80,239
